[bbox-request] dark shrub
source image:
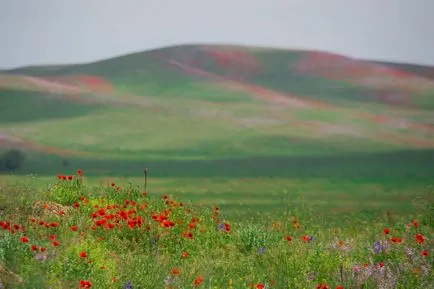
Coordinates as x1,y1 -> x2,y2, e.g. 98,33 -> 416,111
0,149 -> 26,172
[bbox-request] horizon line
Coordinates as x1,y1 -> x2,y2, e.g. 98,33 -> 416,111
2,42 -> 434,71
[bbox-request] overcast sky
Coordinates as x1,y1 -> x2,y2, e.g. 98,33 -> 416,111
0,0 -> 433,69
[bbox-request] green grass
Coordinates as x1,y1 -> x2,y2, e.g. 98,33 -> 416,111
2,96 -> 422,163
116,80 -> 260,103
1,44 -> 434,288
2,174 -> 432,220
0,89 -> 102,123
1,85 -> 431,166
0,174 -> 432,288
5,148 -> 432,179
1,44 -> 433,164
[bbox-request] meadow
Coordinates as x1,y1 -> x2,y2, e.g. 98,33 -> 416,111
0,169 -> 433,289
1,44 -> 434,288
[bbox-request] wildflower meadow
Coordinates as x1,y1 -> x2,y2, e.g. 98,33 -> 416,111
0,169 -> 432,289
1,43 -> 434,289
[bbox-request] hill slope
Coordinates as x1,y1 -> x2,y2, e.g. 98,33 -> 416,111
1,44 -> 434,177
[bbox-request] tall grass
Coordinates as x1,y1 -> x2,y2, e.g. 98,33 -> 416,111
0,170 -> 432,288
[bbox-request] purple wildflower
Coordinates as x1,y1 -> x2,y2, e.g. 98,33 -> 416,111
124,281 -> 133,289
35,253 -> 47,262
374,240 -> 383,253
371,240 -> 388,255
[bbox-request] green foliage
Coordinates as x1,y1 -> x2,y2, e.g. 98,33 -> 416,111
237,224 -> 271,254
48,176 -> 82,205
0,175 -> 432,289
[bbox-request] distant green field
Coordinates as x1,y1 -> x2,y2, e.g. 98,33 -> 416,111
1,173 -> 433,224
0,90 -> 103,123
1,44 -> 433,220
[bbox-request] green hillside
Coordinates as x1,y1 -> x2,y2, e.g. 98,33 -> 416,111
373,61 -> 434,80
1,44 -> 434,178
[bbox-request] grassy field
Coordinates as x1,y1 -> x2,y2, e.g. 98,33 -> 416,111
1,44 -> 434,288
1,45 -> 434,168
1,172 -> 433,221
0,173 -> 433,288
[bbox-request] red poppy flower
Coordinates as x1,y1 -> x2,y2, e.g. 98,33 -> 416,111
79,280 -> 92,288
383,228 -> 390,235
77,169 -> 83,176
95,219 -> 106,227
128,219 -> 138,228
52,240 -> 60,247
20,236 -> 29,243
316,283 -> 330,289
71,226 -> 78,232
194,275 -> 204,287
415,233 -> 425,244
421,250 -> 429,257
286,235 -> 292,242
226,223 -> 231,232
390,236 -> 402,244
302,235 -> 311,243
80,251 -> 87,258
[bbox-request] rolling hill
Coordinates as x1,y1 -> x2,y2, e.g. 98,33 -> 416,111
1,44 -> 434,178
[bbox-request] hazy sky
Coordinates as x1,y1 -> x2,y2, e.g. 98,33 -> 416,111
1,0 -> 433,68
